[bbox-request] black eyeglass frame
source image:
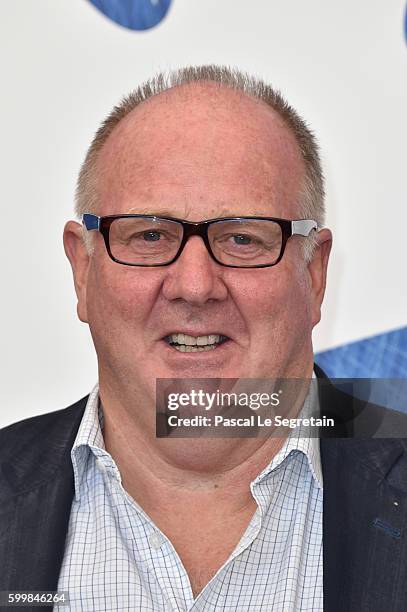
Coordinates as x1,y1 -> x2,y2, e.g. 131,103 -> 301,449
82,213 -> 317,269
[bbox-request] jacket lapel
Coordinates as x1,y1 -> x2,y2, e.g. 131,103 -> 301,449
1,466 -> 76,591
0,398 -> 87,596
320,381 -> 407,612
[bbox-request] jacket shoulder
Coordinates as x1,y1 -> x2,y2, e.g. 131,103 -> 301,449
0,397 -> 88,493
0,397 -> 88,451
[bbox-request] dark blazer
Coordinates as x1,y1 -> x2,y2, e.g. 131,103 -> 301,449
1,370 -> 407,611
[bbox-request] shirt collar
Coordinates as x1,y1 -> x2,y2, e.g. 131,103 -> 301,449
252,372 -> 323,490
71,383 -> 106,501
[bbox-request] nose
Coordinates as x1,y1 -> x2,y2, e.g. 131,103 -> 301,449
161,236 -> 228,305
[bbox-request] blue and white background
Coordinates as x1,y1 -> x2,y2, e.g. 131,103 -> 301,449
1,1 -> 406,425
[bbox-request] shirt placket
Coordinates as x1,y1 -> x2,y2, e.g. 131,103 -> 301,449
108,473 -> 195,611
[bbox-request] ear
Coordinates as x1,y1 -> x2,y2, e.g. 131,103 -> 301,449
307,228 -> 333,327
63,220 -> 90,323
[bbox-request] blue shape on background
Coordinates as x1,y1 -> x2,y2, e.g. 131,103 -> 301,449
88,0 -> 172,31
315,327 -> 407,412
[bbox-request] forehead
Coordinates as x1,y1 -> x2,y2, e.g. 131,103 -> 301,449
96,83 -> 305,219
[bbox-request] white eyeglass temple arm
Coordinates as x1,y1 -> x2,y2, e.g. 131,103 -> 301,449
291,220 -> 317,236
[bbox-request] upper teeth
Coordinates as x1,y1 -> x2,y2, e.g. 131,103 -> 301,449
169,333 -> 221,346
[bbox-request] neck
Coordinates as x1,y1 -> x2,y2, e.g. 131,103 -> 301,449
102,404 -> 287,539
98,364 -> 314,514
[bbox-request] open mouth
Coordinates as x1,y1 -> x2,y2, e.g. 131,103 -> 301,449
164,333 -> 229,352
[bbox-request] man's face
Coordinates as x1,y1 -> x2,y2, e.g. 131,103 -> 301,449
65,84 -> 331,409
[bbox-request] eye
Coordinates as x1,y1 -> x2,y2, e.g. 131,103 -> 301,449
143,231 -> 161,241
232,234 -> 252,245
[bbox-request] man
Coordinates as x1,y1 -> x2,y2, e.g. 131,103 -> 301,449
1,65 -> 407,612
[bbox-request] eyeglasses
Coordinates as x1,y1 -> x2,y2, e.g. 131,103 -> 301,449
82,213 -> 317,268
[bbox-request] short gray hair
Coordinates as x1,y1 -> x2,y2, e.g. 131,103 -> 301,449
76,65 -> 325,260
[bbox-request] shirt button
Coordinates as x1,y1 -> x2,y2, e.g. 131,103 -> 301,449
149,532 -> 165,549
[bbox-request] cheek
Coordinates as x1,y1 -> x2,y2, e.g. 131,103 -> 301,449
231,264 -> 312,333
86,260 -> 161,331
